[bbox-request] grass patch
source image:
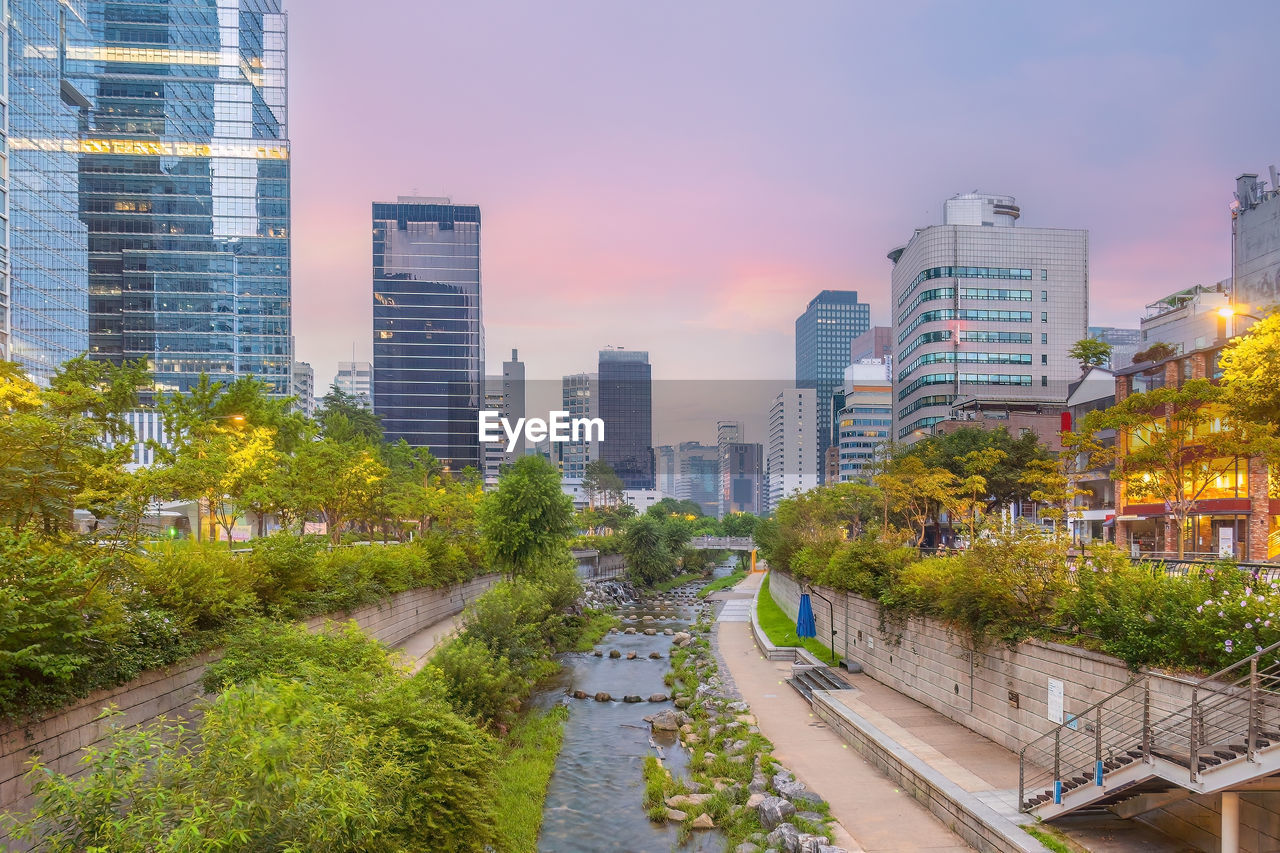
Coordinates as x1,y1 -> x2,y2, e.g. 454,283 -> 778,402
491,704 -> 570,853
653,571 -> 705,592
757,574 -> 836,663
1022,824 -> 1076,853
698,570 -> 747,598
569,608 -> 620,652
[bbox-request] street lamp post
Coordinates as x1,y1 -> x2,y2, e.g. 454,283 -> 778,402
1218,305 -> 1262,340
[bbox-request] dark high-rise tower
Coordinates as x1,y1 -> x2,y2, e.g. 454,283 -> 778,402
73,1 -> 292,396
598,348 -> 653,490
795,290 -> 870,479
372,198 -> 483,471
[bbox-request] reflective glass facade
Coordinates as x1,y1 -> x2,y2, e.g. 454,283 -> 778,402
0,0 -> 9,362
794,290 -> 870,481
598,349 -> 653,490
70,1 -> 291,395
10,0 -> 91,380
372,200 -> 483,471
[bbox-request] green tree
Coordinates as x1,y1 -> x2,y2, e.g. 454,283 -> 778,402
721,512 -> 760,538
1220,310 -> 1280,430
292,438 -> 390,544
1069,337 -> 1114,370
874,455 -> 958,546
954,448 -> 1007,543
318,384 -> 383,445
621,514 -> 674,585
1095,378 -> 1275,558
478,456 -> 574,578
581,459 -> 624,509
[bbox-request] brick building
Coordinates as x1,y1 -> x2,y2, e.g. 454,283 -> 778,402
1112,346 -> 1276,561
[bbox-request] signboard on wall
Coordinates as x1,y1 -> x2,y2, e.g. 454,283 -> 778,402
1219,526 -> 1235,559
1048,678 -> 1064,724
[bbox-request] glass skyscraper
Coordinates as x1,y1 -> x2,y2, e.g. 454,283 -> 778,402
8,0 -> 91,380
795,289 -> 870,480
372,198 -> 483,471
0,0 -> 10,363
67,1 -> 291,395
598,348 -> 653,490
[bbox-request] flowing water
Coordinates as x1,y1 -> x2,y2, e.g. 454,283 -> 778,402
534,560 -> 737,852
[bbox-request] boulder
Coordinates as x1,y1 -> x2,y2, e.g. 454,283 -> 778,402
664,628 -> 674,635
797,811 -> 824,823
624,627 -> 636,635
626,651 -> 637,660
571,690 -> 588,699
690,813 -> 715,830
674,696 -> 693,709
648,693 -> 669,703
593,692 -> 612,702
666,808 -> 687,822
649,651 -> 663,659
765,823 -> 800,852
665,793 -> 712,808
757,796 -> 796,830
609,649 -> 621,658
644,628 -> 657,636
623,695 -> 643,703
644,709 -> 681,731
735,845 -> 762,853
746,792 -> 765,809
672,631 -> 692,643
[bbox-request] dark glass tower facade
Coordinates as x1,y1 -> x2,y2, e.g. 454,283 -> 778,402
372,199 -> 483,471
795,290 -> 870,480
598,348 -> 653,490
71,1 -> 292,396
8,0 -> 91,380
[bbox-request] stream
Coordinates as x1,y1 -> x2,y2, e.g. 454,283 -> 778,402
534,561 -> 737,852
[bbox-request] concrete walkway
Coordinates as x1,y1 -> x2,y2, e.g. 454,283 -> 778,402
716,573 -> 971,852
396,612 -> 464,674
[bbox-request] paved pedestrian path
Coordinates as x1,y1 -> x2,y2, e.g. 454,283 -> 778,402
716,573 -> 970,852
396,611 -> 464,674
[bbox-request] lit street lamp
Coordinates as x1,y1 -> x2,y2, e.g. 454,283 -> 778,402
1218,305 -> 1262,339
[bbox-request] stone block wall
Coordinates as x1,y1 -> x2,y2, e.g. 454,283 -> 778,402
0,574 -> 498,833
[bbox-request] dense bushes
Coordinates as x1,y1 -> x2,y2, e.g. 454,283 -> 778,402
781,523 -> 1273,673
12,623 -> 499,852
429,559 -> 586,727
0,532 -> 489,722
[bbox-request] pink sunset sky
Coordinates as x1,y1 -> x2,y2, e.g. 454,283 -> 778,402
287,1 -> 1280,392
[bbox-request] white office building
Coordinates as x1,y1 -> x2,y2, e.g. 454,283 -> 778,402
291,361 -> 316,418
889,193 -> 1088,442
335,361 -> 373,409
836,361 -> 892,483
767,388 -> 817,508
1139,283 -> 1231,357
560,372 -> 599,479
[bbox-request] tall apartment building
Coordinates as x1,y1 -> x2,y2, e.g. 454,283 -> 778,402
74,2 -> 292,396
372,198 -> 483,471
795,290 -> 870,478
836,361 -> 892,483
0,0 -> 8,362
560,372 -> 598,479
598,348 -> 653,490
1234,170 -> 1280,327
655,445 -> 677,495
334,360 -> 373,407
723,441 -> 765,516
1087,326 -> 1142,371
675,442 -> 720,516
717,420 -> 743,517
482,376 -> 505,487
291,361 -> 315,417
500,349 -> 525,464
889,192 -> 1088,442
9,0 -> 89,380
767,387 -> 817,508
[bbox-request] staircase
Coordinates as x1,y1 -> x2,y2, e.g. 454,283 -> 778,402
1020,639 -> 1280,820
787,664 -> 852,700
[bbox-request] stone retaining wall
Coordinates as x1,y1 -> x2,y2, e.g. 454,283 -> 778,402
0,574 -> 498,832
767,571 -> 1280,852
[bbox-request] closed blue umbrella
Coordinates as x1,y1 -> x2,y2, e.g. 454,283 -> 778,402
796,593 -> 817,639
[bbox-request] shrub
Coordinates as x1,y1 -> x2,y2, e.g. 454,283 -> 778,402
816,536 -> 918,598
123,541 -> 259,631
247,533 -> 323,604
430,636 -> 526,725
0,532 -> 123,711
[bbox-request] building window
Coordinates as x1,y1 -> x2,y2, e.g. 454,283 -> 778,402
1041,333 -> 1048,345
1041,312 -> 1048,323
1041,375 -> 1048,387
1041,269 -> 1048,280
1041,354 -> 1048,365
1041,290 -> 1048,302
